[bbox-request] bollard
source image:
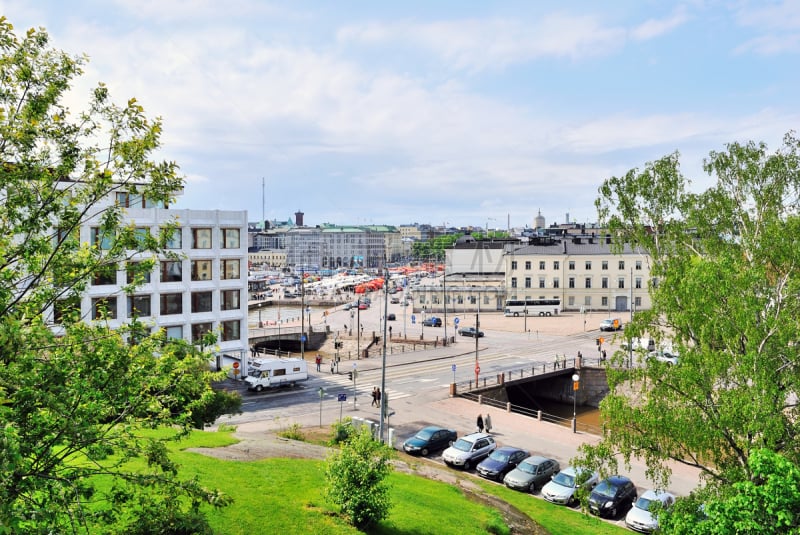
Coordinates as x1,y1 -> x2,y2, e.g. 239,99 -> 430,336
478,394 -> 482,405
537,410 -> 542,421
506,402 -> 511,413
388,428 -> 396,449
449,383 -> 457,397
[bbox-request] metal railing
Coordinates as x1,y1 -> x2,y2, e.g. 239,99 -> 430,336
459,391 -> 603,436
455,357 -> 578,393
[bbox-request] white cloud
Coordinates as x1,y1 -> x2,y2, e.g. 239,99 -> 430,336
630,6 -> 689,41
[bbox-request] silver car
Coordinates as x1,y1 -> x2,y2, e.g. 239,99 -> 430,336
503,455 -> 560,493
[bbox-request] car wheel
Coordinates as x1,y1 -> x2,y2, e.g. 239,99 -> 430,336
463,460 -> 471,470
421,447 -> 429,456
610,506 -> 617,518
255,385 -> 263,392
529,482 -> 537,493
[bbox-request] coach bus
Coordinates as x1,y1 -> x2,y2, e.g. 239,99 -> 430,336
503,298 -> 561,317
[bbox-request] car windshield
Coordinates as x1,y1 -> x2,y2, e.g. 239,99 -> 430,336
489,450 -> 509,462
250,369 -> 264,378
517,460 -> 536,474
594,481 -> 618,498
415,429 -> 434,440
635,496 -> 654,511
552,472 -> 575,488
452,439 -> 472,452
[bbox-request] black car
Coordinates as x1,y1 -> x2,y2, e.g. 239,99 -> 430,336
589,475 -> 638,518
422,317 -> 442,327
476,446 -> 529,481
458,327 -> 484,337
402,426 -> 458,456
387,313 -> 396,321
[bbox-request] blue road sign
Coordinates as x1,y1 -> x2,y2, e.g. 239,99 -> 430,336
451,364 -> 457,372
337,393 -> 347,402
454,317 -> 460,325
300,334 -> 307,342
411,315 -> 416,324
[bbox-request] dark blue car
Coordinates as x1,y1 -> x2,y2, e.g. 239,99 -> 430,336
402,426 -> 457,456
476,446 -> 529,481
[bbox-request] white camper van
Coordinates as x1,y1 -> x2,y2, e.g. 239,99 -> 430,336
245,357 -> 308,392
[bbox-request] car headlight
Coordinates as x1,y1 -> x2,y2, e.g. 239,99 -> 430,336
603,501 -> 613,508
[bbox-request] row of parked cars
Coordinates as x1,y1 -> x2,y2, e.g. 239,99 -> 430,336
401,427 -> 675,532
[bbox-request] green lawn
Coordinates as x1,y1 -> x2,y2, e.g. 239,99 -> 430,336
134,428 -> 628,535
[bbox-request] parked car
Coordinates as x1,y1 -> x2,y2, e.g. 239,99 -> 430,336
422,317 -> 442,327
401,426 -> 457,457
588,475 -> 638,518
600,318 -> 623,331
358,302 -> 369,310
390,297 -> 400,304
648,350 -> 679,365
458,327 -> 485,338
476,446 -> 528,481
387,313 -> 396,321
541,466 -> 599,506
442,432 -> 496,470
503,455 -> 561,493
625,489 -> 676,533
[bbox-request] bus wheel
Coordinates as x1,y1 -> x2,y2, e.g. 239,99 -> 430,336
514,312 -> 520,317
539,312 -> 545,317
545,312 -> 552,316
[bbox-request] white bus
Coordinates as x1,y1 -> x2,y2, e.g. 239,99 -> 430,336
504,298 -> 561,317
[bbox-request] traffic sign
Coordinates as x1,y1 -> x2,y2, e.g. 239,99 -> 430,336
451,364 -> 456,372
338,393 -> 347,402
454,317 -> 460,325
475,365 -> 481,374
232,361 -> 240,369
301,334 -> 307,342
411,315 -> 416,324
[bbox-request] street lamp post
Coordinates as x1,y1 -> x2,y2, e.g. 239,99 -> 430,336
572,373 -> 580,433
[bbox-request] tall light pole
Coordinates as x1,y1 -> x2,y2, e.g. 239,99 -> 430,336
572,373 -> 580,433
379,264 -> 390,443
474,296 -> 481,384
443,258 -> 448,346
300,274 -> 305,360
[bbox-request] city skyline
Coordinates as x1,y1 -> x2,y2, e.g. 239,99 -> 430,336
7,1 -> 800,228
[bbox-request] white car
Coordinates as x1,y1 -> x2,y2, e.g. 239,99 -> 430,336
541,466 -> 599,506
648,350 -> 679,365
441,432 -> 496,470
625,489 -> 676,533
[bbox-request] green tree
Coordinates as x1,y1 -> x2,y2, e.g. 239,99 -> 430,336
0,18 -> 238,533
660,449 -> 800,534
579,132 -> 800,501
325,425 -> 394,529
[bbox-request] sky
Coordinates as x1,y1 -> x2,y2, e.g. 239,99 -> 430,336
4,1 -> 800,230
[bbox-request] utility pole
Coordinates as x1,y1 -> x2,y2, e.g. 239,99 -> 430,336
378,263 -> 390,443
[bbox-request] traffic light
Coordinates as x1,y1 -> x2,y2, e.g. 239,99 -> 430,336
348,371 -> 353,381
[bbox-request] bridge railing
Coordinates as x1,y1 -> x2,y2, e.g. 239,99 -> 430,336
455,357 -> 578,393
459,390 -> 603,436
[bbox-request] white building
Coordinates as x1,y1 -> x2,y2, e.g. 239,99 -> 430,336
53,195 -> 249,363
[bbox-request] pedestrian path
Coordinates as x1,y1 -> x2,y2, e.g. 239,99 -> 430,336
311,371 -> 412,403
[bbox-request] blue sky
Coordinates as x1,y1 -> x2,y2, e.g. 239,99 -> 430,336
5,1 -> 800,229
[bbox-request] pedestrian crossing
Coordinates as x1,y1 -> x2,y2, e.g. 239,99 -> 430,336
314,371 -> 412,402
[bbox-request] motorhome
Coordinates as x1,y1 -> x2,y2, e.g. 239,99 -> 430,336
245,357 -> 308,392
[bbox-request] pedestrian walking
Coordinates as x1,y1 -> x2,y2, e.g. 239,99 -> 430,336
371,387 -> 378,407
330,359 -> 335,374
476,414 -> 484,433
376,387 -> 382,407
315,354 -> 321,371
602,349 -> 607,361
554,354 -> 560,369
484,413 -> 492,434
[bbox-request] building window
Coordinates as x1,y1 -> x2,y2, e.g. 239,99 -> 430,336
511,260 -> 518,270
160,261 -> 183,282
222,320 -> 241,341
602,261 -> 608,270
568,277 -> 575,288
92,297 -> 117,320
127,262 -> 152,284
133,227 -> 150,250
584,296 -> 592,306
525,277 -> 532,288
568,296 -> 575,306
553,278 -> 559,288
160,293 -> 183,315
635,277 -> 642,289
165,325 -> 183,340
511,277 -> 517,288
539,277 -> 546,288
602,277 -> 608,289
539,261 -> 546,270
191,260 -> 213,281
636,260 -> 642,270
191,291 -> 213,313
192,228 -> 212,249
162,227 -> 182,249
635,296 -> 642,307
585,261 -> 592,270
116,192 -> 130,207
553,261 -> 560,270
221,259 -> 240,280
585,277 -> 592,289
525,261 -> 531,270
601,296 -> 608,307
568,261 -> 575,270
128,295 -> 152,317
618,277 -> 625,289
90,227 -> 113,250
192,322 -> 213,343
92,264 -> 117,286
221,228 -> 240,249
619,260 -> 625,270
221,289 -> 240,311
53,296 -> 80,324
